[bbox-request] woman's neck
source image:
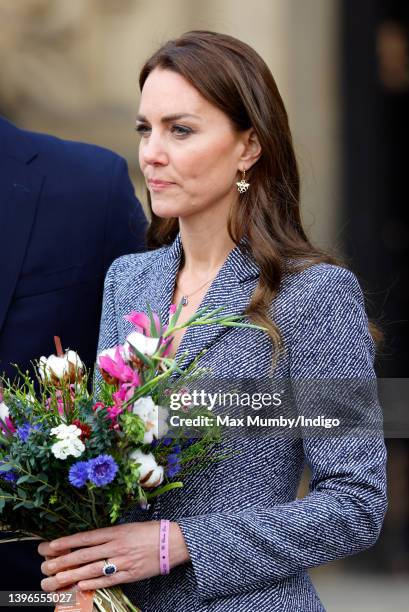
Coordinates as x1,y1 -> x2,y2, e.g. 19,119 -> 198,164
178,220 -> 236,277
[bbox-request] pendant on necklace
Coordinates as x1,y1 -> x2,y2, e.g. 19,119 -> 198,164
181,295 -> 189,306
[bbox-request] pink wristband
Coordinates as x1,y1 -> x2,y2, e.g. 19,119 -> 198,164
159,519 -> 170,575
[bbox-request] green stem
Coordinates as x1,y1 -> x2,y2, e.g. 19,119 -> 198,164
16,465 -> 94,528
145,481 -> 183,500
88,487 -> 99,527
0,494 -> 71,525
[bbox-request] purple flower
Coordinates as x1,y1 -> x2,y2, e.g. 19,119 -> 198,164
88,455 -> 118,486
16,422 -> 41,443
69,461 -> 89,488
166,463 -> 181,478
162,436 -> 174,447
167,453 -> 180,465
166,444 -> 182,478
0,458 -> 18,483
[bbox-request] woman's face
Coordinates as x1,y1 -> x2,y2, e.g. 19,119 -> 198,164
137,68 -> 247,219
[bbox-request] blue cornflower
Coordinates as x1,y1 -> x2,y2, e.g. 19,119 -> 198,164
2,469 -> 18,483
161,436 -> 174,446
68,461 -> 90,488
88,455 -> 118,486
166,463 -> 181,478
0,458 -> 18,483
166,444 -> 182,478
16,422 -> 41,443
167,453 -> 180,465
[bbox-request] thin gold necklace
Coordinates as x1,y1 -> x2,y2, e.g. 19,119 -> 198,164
176,274 -> 217,306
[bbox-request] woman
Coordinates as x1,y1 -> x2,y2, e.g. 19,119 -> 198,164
39,31 -> 387,611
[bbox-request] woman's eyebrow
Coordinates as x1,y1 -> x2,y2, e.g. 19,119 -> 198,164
136,113 -> 201,123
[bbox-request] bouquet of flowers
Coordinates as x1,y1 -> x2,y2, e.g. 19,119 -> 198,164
0,303 -> 263,611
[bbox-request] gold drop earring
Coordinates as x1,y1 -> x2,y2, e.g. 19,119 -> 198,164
236,169 -> 250,193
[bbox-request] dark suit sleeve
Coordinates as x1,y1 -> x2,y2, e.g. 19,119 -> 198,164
102,156 -> 147,275
176,270 -> 387,602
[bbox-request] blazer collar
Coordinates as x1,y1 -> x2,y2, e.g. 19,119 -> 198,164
148,233 -> 260,370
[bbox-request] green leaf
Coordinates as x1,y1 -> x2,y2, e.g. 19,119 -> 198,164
145,481 -> 183,500
17,488 -> 27,501
0,463 -> 14,472
168,300 -> 183,329
128,344 -> 153,368
146,303 -> 159,337
16,475 -> 32,485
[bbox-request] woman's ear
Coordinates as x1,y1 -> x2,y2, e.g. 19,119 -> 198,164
239,128 -> 262,169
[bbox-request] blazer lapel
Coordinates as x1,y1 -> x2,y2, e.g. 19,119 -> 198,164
150,234 -> 260,371
0,153 -> 43,333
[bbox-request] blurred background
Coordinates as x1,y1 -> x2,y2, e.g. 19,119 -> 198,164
0,0 -> 408,609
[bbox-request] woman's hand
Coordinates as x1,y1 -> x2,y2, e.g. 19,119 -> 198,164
38,521 -> 190,592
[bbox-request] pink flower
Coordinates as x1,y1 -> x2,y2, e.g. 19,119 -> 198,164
92,402 -> 105,412
45,386 -> 76,416
124,310 -> 176,358
105,404 -> 124,430
45,393 -> 64,416
125,311 -> 162,337
0,417 -> 16,435
106,405 -> 123,420
112,384 -> 135,406
98,347 -> 140,386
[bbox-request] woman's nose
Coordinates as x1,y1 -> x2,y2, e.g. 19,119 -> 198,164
140,132 -> 168,166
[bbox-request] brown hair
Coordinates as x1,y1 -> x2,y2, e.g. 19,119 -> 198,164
139,30 -> 382,353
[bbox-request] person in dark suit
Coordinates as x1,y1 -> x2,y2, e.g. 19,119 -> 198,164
0,115 -> 147,592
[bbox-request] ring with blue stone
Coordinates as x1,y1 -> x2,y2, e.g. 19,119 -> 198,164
102,559 -> 117,576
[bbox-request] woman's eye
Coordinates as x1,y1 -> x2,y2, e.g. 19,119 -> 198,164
135,124 -> 151,136
171,124 -> 193,137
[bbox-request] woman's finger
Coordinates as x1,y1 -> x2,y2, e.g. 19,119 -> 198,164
41,557 -> 126,591
77,570 -> 131,592
38,540 -> 71,558
41,542 -> 115,576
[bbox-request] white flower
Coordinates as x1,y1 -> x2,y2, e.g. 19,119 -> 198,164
132,397 -> 169,444
50,423 -> 85,460
97,346 -> 126,364
50,423 -> 82,440
129,449 -> 164,488
51,437 -> 85,460
124,332 -> 160,359
66,350 -> 83,369
38,351 -> 84,381
0,401 -> 10,421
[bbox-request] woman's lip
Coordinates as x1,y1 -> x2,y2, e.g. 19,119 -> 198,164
148,179 -> 175,187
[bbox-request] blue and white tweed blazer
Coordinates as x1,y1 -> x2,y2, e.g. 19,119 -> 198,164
98,234 -> 387,612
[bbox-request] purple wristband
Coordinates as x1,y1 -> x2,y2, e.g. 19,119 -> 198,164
159,519 -> 170,575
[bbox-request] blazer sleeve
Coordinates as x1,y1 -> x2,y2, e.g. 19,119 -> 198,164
102,155 -> 148,275
176,268 -> 388,602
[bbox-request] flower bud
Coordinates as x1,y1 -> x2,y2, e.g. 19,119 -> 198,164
129,449 -> 164,489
